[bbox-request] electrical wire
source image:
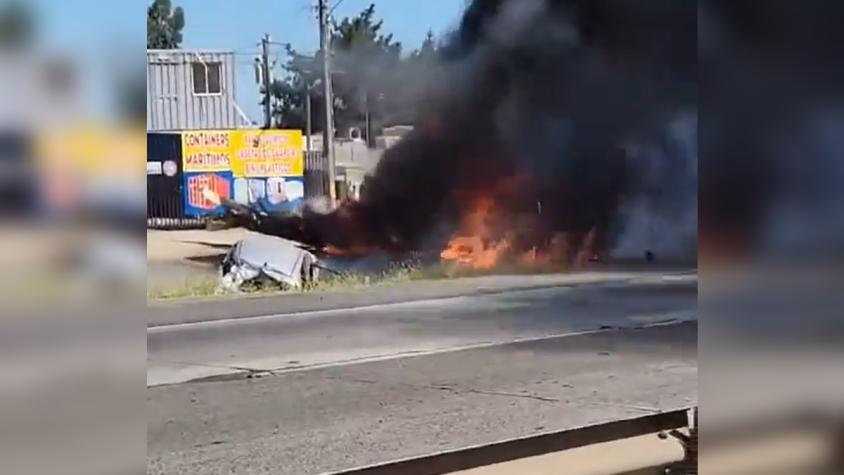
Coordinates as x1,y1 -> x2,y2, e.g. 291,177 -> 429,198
329,0 -> 349,15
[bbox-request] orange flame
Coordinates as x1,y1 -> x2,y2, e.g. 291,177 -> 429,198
439,196 -> 514,270
440,235 -> 511,269
440,194 -> 601,271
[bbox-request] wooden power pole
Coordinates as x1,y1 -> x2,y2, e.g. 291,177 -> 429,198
261,33 -> 272,129
318,0 -> 336,206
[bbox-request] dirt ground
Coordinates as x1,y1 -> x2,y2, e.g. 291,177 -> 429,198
147,228 -> 266,291
147,228 -> 262,263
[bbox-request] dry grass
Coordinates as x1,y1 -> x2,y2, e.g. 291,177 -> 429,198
302,263 -> 422,292
147,261 -> 425,302
147,276 -> 220,300
145,258 -> 577,302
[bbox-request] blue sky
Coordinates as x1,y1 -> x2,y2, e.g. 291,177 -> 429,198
178,0 -> 467,122
25,0 -> 465,122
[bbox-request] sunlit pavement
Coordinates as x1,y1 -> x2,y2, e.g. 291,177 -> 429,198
148,274 -> 696,475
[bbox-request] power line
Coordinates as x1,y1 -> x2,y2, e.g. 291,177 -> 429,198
233,47 -> 317,57
329,0 -> 347,15
295,0 -> 317,16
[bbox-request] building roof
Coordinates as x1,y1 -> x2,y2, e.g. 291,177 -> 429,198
147,49 -> 235,54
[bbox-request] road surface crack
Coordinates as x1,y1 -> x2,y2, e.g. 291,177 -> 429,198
327,376 -> 559,402
456,387 -> 560,402
149,358 -> 276,385
586,401 -> 661,413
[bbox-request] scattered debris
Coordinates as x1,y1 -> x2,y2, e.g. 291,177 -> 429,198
219,236 -> 322,292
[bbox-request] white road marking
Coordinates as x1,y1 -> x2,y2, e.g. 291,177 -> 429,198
148,273 -> 697,333
147,314 -> 695,386
147,287 -> 575,333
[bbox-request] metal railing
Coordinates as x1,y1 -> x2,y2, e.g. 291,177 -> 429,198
325,407 -> 696,475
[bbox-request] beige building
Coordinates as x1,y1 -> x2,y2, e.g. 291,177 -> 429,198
305,125 -> 413,201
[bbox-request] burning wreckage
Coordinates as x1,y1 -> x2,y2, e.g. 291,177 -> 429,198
211,0 -> 697,288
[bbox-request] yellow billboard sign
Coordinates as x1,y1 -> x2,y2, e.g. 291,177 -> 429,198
230,130 -> 304,177
180,129 -> 303,177
181,130 -> 232,172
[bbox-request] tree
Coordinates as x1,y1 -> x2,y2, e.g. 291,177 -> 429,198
270,4 -> 409,133
329,4 -> 403,135
396,29 -> 442,123
147,0 -> 185,49
332,4 -> 402,66
269,5 -> 445,133
270,46 -> 324,131
411,30 -> 438,62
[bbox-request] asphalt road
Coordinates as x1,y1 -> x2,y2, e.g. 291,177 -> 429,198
147,269 -> 691,327
148,273 -> 697,475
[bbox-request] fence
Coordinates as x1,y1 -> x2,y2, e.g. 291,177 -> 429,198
304,150 -> 328,199
147,132 -> 200,229
147,140 -> 330,229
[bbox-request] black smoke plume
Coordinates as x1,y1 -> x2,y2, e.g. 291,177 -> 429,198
244,0 -> 698,259
700,1 -> 844,260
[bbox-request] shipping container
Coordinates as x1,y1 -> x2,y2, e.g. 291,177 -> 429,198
147,50 -> 244,131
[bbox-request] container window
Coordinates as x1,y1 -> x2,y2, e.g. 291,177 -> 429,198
192,62 -> 222,95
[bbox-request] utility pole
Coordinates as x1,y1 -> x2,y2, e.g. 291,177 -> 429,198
305,81 -> 312,154
261,33 -> 272,129
363,91 -> 371,147
318,0 -> 336,206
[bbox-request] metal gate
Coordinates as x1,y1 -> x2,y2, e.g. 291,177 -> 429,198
304,150 -> 328,200
147,133 -> 206,229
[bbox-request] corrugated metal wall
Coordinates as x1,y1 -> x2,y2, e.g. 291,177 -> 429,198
304,150 -> 328,200
147,50 -> 239,131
